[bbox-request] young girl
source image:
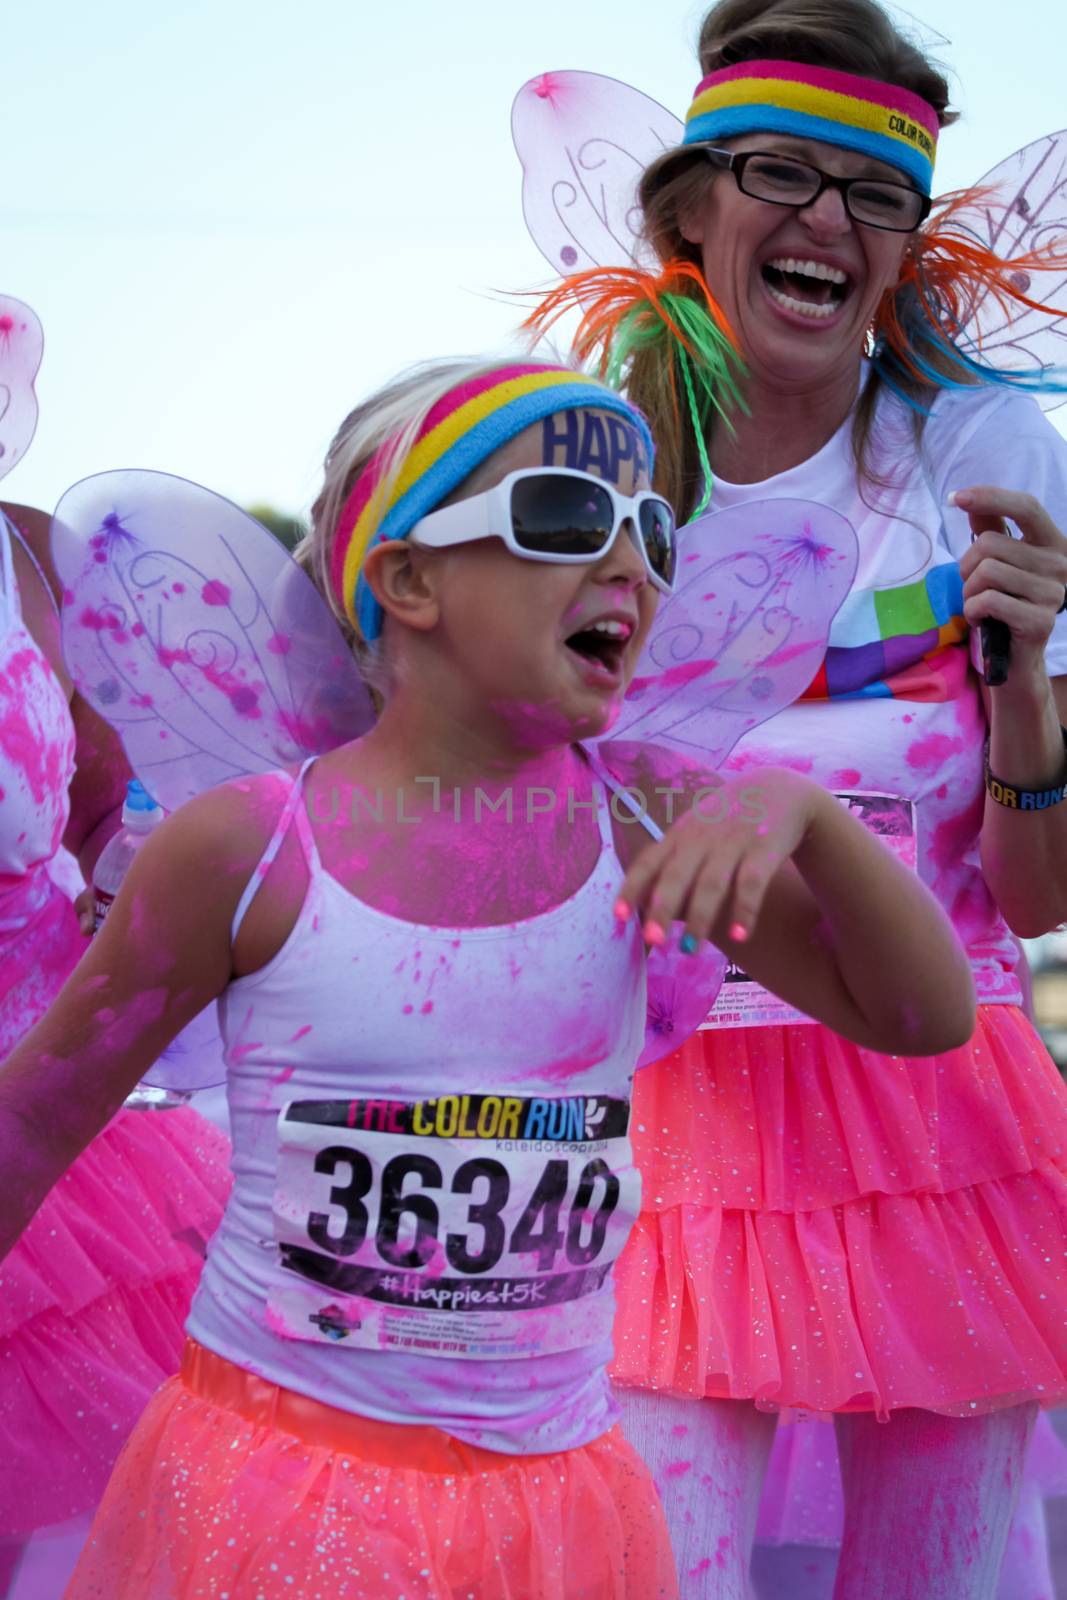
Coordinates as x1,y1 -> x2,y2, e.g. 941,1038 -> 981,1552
0,357 -> 974,1599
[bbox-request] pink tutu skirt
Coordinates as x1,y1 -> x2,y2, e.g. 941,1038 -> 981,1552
612,1005 -> 1067,1416
0,1106 -> 232,1538
65,1340 -> 679,1599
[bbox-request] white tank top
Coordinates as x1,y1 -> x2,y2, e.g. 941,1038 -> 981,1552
188,758 -> 648,1454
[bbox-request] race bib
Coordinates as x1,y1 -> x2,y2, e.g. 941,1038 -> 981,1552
701,791 -> 917,1030
271,1091 -> 639,1360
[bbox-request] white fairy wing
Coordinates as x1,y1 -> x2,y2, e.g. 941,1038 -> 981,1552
0,297 -> 43,481
950,131 -> 1067,408
512,70 -> 683,275
594,499 -> 858,1067
592,499 -> 858,765
52,470 -> 374,812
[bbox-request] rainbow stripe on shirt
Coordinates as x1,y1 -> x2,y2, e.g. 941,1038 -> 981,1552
683,60 -> 938,194
800,561 -> 967,702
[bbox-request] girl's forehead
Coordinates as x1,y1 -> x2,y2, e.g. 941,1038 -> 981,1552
489,409 -> 653,493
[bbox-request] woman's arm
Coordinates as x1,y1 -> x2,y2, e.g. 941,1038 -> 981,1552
3,501 -> 131,878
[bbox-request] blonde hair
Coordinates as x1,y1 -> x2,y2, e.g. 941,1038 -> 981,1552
633,0 -> 957,517
296,354 -> 620,697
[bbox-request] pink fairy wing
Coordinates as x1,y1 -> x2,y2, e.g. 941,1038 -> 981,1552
593,499 -> 858,765
0,296 -> 43,481
592,499 -> 858,1068
512,71 -> 683,274
52,470 -> 374,811
950,131 -> 1067,408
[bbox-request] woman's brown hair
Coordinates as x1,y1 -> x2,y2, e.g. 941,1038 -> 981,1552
635,0 -> 957,519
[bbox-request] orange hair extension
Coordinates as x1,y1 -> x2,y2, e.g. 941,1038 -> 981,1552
875,186 -> 1067,390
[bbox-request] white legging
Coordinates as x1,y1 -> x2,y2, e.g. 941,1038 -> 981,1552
616,1389 -> 1037,1600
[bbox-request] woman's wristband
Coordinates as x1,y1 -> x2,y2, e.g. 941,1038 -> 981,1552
984,729 -> 1067,810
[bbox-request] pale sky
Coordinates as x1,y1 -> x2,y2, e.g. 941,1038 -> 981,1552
5,0 -> 1065,520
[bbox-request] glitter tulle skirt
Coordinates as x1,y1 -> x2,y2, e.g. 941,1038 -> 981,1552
64,1340 -> 679,1599
0,1107 -> 232,1539
0,881 -> 233,1538
611,1005 -> 1067,1416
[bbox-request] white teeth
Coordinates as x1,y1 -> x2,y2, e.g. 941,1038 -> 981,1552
765,284 -> 838,319
590,619 -> 629,637
767,256 -> 848,285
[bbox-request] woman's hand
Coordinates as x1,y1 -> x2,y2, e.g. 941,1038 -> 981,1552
955,486 -> 1067,682
615,768 -> 820,949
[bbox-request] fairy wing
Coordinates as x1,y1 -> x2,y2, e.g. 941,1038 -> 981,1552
593,499 -> 858,766
597,499 -> 858,1068
512,70 -> 683,276
0,296 -> 43,481
52,470 -> 374,813
950,131 -> 1067,407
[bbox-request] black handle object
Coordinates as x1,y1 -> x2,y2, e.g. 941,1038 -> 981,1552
981,618 -> 1012,687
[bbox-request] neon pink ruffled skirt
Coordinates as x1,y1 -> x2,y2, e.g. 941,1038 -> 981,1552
0,1107 -> 232,1538
65,1340 -> 679,1599
612,1005 -> 1067,1416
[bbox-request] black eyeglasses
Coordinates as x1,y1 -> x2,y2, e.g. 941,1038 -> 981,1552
699,147 -> 931,233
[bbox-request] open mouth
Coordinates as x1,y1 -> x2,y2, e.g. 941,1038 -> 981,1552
760,256 -> 851,321
564,617 -> 632,680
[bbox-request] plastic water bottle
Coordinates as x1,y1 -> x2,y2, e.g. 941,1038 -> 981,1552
92,779 -> 164,931
92,779 -> 190,1110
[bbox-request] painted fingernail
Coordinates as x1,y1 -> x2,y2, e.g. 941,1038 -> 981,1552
614,898 -> 632,924
947,490 -> 970,508
680,933 -> 699,955
643,920 -> 667,947
729,921 -> 749,944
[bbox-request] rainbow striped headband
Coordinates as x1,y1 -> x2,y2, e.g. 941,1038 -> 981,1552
684,60 -> 938,194
331,363 -> 656,642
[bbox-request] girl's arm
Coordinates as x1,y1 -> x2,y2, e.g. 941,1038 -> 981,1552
616,766 -> 976,1056
0,783 -> 264,1260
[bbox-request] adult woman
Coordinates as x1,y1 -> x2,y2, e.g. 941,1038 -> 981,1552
0,500 -> 231,1590
529,2 -> 1067,1595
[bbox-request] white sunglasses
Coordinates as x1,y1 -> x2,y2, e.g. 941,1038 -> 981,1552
407,467 -> 677,593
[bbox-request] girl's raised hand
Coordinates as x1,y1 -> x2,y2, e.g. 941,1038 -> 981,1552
615,769 -> 820,951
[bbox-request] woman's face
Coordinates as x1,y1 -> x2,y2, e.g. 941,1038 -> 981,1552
680,133 -> 914,395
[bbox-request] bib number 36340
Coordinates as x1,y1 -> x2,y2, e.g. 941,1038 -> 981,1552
270,1092 -> 639,1360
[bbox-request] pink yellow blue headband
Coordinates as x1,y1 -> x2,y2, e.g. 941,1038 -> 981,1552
683,60 -> 939,195
331,363 -> 657,642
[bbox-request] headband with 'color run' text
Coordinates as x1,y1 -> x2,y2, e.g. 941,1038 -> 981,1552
683,60 -> 939,193
330,363 -> 657,642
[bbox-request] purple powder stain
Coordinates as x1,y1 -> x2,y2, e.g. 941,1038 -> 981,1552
267,633 -> 292,655
560,245 -> 578,266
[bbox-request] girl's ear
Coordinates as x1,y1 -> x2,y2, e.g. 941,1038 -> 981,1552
361,542 -> 441,634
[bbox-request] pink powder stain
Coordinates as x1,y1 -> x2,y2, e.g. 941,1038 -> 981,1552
230,1039 -> 265,1063
131,693 -> 154,708
402,1003 -> 414,1015
271,1064 -> 296,1087
906,731 -> 964,771
78,605 -> 123,633
131,622 -> 146,638
287,1025 -> 312,1043
201,579 -> 231,607
670,1423 -> 689,1438
688,1559 -> 713,1577
663,1459 -> 693,1480
420,1001 -> 434,1015
267,633 -> 292,655
832,768 -> 862,787
173,582 -> 186,594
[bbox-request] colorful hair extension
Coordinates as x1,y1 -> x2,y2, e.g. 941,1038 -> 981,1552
683,60 -> 938,194
331,363 -> 656,642
523,261 -> 747,514
872,187 -> 1067,408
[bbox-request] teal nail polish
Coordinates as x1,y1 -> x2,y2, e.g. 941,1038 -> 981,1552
680,933 -> 699,955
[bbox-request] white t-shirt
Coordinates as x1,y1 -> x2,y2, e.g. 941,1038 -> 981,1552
706,378 -> 1067,1022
